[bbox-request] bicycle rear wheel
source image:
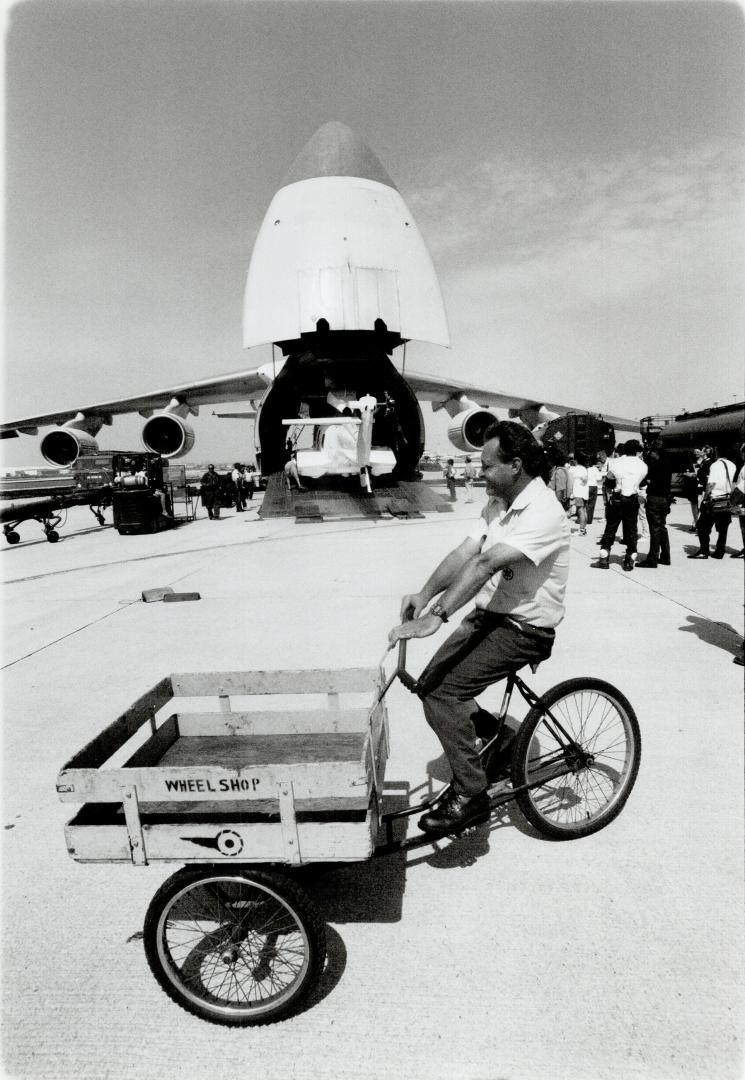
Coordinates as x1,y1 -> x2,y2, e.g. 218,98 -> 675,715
144,867 -> 326,1026
511,678 -> 641,840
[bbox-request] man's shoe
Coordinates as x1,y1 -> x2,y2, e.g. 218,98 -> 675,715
419,789 -> 490,835
592,557 -> 610,569
623,556 -> 634,571
635,560 -> 657,568
730,551 -> 745,559
711,551 -> 725,559
659,558 -> 671,565
687,551 -> 708,559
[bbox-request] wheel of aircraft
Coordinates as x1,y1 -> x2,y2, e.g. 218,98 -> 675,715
46,530 -> 60,543
5,531 -> 20,545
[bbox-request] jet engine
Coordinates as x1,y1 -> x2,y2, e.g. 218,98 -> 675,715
41,421 -> 99,466
141,412 -> 195,458
447,408 -> 500,453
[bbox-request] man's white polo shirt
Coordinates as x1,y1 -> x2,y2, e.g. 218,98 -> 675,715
607,455 -> 647,496
708,458 -> 736,498
466,478 -> 570,629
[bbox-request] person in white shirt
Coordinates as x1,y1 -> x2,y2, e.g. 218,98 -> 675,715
388,421 -> 569,836
567,453 -> 589,535
593,440 -> 648,571
586,460 -> 601,523
231,463 -> 245,512
597,450 -> 613,515
689,447 -> 737,559
463,456 -> 477,503
732,447 -> 745,560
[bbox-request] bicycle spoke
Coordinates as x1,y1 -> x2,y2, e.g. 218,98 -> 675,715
158,877 -> 311,1012
520,686 -> 637,833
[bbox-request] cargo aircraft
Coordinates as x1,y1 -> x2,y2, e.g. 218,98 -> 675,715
1,122 -> 636,483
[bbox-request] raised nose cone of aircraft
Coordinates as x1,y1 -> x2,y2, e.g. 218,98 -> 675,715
281,121 -> 397,190
243,122 -> 449,350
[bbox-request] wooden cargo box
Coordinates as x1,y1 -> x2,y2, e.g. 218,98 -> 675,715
57,667 -> 389,866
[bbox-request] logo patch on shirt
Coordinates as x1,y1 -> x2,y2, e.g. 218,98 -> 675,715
502,567 -> 514,580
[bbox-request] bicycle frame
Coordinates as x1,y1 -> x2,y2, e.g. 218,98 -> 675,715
374,640 -> 589,855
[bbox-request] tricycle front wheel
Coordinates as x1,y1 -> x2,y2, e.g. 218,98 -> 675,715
144,866 -> 327,1026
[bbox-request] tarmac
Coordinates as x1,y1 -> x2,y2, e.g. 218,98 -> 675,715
1,486 -> 743,1080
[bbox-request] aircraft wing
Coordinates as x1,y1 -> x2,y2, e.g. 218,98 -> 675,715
403,368 -> 639,430
0,365 -> 272,438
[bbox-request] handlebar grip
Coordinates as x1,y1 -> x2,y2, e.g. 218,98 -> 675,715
395,638 -> 420,694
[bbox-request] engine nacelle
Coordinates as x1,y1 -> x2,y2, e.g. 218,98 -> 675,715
447,408 -> 500,453
142,412 -> 195,458
40,427 -> 99,467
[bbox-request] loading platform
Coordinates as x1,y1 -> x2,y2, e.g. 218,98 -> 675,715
259,474 -> 453,522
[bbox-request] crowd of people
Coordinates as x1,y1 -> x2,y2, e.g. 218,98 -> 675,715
543,439 -> 745,569
199,462 -> 257,519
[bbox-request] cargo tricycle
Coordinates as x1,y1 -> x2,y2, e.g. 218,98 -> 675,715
57,642 -> 640,1026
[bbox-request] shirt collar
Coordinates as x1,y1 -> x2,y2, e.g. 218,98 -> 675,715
504,476 -> 543,515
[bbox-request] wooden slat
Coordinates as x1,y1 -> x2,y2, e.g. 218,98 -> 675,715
175,708 -> 372,737
169,668 -> 379,697
65,816 -> 376,864
133,797 -> 369,815
56,760 -> 366,804
122,715 -> 180,768
60,677 -> 174,771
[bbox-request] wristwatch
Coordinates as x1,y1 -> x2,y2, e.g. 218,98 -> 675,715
429,602 -> 449,623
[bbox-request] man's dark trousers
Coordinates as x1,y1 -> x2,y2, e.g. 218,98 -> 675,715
697,506 -> 731,556
417,610 -> 555,796
601,494 -> 639,554
644,494 -> 671,564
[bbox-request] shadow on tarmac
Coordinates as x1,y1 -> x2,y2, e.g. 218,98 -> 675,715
679,614 -> 743,659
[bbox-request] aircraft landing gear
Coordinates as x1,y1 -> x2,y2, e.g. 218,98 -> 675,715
42,512 -> 63,543
5,529 -> 20,545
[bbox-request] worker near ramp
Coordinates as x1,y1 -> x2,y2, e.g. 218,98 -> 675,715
200,464 -> 222,520
388,421 -> 570,836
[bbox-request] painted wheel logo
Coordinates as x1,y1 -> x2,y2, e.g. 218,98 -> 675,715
216,829 -> 244,856
502,567 -> 514,580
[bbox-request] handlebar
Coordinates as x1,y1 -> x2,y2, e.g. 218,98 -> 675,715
378,638 -> 419,699
395,639 -> 419,693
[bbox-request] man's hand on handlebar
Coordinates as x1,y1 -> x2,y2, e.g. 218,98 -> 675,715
388,612 -> 442,646
399,592 -> 428,622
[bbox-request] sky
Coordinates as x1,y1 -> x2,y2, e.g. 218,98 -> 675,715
2,0 -> 744,466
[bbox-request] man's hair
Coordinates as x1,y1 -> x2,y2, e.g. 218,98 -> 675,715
624,439 -> 642,455
483,421 -> 550,481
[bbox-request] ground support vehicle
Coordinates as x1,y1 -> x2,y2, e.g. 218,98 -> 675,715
57,646 -> 640,1026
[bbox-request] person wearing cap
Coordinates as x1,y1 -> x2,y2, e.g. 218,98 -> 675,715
388,421 -> 569,836
200,464 -> 221,519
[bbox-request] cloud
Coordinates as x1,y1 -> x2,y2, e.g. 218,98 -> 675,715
409,139 -> 745,309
